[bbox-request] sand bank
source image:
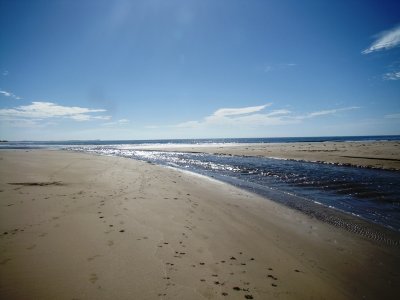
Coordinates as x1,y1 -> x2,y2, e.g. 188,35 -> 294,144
138,141 -> 400,170
0,150 -> 399,299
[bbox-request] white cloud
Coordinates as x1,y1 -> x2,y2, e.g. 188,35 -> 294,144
362,24 -> 400,54
0,89 -> 21,100
207,104 -> 280,126
70,114 -> 111,121
0,101 -> 108,126
103,118 -> 130,127
2,70 -> 8,76
194,104 -> 275,127
170,104 -> 358,129
383,71 -> 400,80
213,104 -> 271,117
300,107 -> 360,119
93,115 -> 112,120
265,109 -> 292,116
0,90 -> 11,97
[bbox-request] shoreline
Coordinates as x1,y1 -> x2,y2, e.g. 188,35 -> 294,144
134,141 -> 400,170
57,149 -> 400,240
1,150 -> 400,299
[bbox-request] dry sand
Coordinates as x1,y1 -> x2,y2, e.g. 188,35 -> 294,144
138,141 -> 400,170
0,150 -> 399,299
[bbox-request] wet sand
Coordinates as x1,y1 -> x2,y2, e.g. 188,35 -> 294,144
0,150 -> 399,299
138,141 -> 400,170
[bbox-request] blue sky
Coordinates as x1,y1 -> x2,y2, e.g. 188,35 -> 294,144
0,0 -> 399,140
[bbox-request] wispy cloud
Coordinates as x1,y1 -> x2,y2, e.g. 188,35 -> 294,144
0,101 -> 108,125
70,114 -> 111,121
102,118 -> 130,127
384,113 -> 400,119
169,104 -> 359,129
298,107 -> 360,119
213,104 -> 271,117
362,24 -> 400,54
2,70 -> 8,76
383,71 -> 400,80
0,89 -> 21,100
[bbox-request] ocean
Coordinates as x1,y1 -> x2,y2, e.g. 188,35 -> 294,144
1,135 -> 399,242
1,135 -> 400,149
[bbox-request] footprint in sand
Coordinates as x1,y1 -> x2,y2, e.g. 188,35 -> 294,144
26,244 -> 36,250
0,258 -> 12,265
89,273 -> 98,284
107,240 -> 114,246
87,254 -> 101,262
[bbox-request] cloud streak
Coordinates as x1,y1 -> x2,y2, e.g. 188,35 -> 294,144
102,118 -> 130,127
0,101 -> 109,125
169,104 -> 359,129
383,71 -> 400,80
0,89 -> 21,100
298,107 -> 360,119
213,104 -> 271,117
362,25 -> 400,54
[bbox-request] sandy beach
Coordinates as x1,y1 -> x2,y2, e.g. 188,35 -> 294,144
0,150 -> 399,299
138,141 -> 400,170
